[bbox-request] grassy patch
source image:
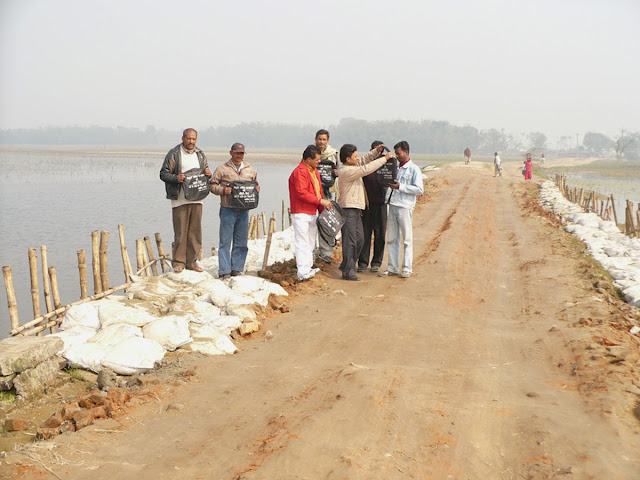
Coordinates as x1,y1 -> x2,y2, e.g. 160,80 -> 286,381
0,390 -> 16,403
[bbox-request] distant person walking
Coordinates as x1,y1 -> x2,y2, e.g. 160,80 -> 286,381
524,153 -> 533,180
314,129 -> 340,264
464,147 -> 471,165
540,153 -> 545,164
160,128 -> 212,273
288,145 -> 333,281
358,141 -> 389,273
380,141 -> 424,279
494,152 -> 502,177
209,143 -> 259,279
337,142 -> 392,281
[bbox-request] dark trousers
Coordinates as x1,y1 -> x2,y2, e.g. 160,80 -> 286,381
358,204 -> 387,269
339,208 -> 363,279
172,203 -> 203,269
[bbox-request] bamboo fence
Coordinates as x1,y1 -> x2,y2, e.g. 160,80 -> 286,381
554,172 -> 639,237
3,203 -> 294,338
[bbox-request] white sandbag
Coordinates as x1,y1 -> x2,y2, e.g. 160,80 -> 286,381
101,337 -> 165,375
164,270 -> 213,285
225,303 -> 257,322
127,275 -> 181,295
63,343 -> 110,373
183,336 -> 237,355
87,323 -> 142,347
142,316 -> 192,351
230,275 -> 287,297
188,323 -> 238,353
168,298 -> 222,324
204,315 -> 243,335
194,279 -> 236,306
50,326 -> 98,354
99,302 -> 157,328
60,302 -> 102,330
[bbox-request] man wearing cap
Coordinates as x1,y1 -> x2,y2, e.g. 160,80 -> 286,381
160,128 -> 211,273
210,143 -> 260,279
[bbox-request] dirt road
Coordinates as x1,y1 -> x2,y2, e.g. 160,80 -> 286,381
4,161 -> 640,479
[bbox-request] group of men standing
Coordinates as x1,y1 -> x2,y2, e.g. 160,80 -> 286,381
160,128 -> 424,284
288,131 -> 424,282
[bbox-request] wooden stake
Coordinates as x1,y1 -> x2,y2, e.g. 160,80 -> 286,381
91,230 -> 102,294
261,212 -> 267,238
288,207 -> 292,226
118,225 -> 132,281
262,217 -> 277,271
28,248 -> 41,322
144,236 -> 159,276
99,230 -> 110,291
3,266 -> 20,332
610,194 -> 619,229
40,246 -> 53,314
49,266 -> 63,327
124,246 -> 133,279
211,247 -> 216,257
198,247 -> 204,262
77,249 -> 88,299
155,233 -> 167,273
136,239 -> 145,276
256,214 -> 262,239
282,200 -> 286,231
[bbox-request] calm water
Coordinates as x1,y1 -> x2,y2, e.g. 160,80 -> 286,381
0,150 -> 292,337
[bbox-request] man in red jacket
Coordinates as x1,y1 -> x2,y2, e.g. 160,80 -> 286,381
289,145 -> 334,281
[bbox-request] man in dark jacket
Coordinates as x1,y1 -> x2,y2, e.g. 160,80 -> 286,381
358,140 -> 388,273
159,128 -> 211,272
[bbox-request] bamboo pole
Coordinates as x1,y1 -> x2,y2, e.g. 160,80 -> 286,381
99,230 -> 110,291
155,233 -> 167,273
281,200 -> 286,231
262,217 -> 277,271
40,246 -> 53,314
13,282 -> 130,336
136,239 -> 146,276
91,230 -> 102,294
40,246 -> 55,334
77,249 -> 88,299
198,247 -> 204,262
610,194 -> 619,228
256,214 -> 262,239
135,258 -> 171,276
124,246 -> 133,279
28,248 -> 41,323
261,212 -> 267,238
49,266 -> 63,334
144,236 -> 159,276
211,247 -> 216,257
142,241 -> 152,275
118,225 -> 132,281
288,207 -> 292,226
3,266 -> 20,332
636,209 -> 640,237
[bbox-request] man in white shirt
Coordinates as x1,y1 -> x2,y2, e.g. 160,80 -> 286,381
160,129 -> 211,272
379,141 -> 424,279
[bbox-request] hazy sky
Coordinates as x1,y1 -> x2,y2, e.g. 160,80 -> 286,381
1,0 -> 638,140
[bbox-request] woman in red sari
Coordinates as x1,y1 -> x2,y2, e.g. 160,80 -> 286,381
524,153 -> 533,180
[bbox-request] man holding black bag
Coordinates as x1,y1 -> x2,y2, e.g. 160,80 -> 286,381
210,143 -> 260,279
314,129 -> 339,263
160,128 -> 211,273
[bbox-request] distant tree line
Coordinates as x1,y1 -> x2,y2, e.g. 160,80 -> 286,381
1,120 -> 637,159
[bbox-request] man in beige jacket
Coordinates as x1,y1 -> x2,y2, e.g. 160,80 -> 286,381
209,143 -> 260,279
337,143 -> 394,280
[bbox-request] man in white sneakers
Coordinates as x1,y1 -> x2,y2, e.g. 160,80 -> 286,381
380,141 -> 423,279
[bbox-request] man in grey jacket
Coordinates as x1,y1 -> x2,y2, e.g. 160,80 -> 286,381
159,128 -> 211,273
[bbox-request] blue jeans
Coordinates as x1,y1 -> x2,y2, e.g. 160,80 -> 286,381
218,206 -> 249,275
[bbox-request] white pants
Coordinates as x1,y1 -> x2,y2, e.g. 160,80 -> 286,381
292,213 -> 318,279
387,205 -> 413,274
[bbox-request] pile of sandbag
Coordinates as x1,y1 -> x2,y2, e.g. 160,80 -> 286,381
53,271 -> 287,375
539,181 -> 640,307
